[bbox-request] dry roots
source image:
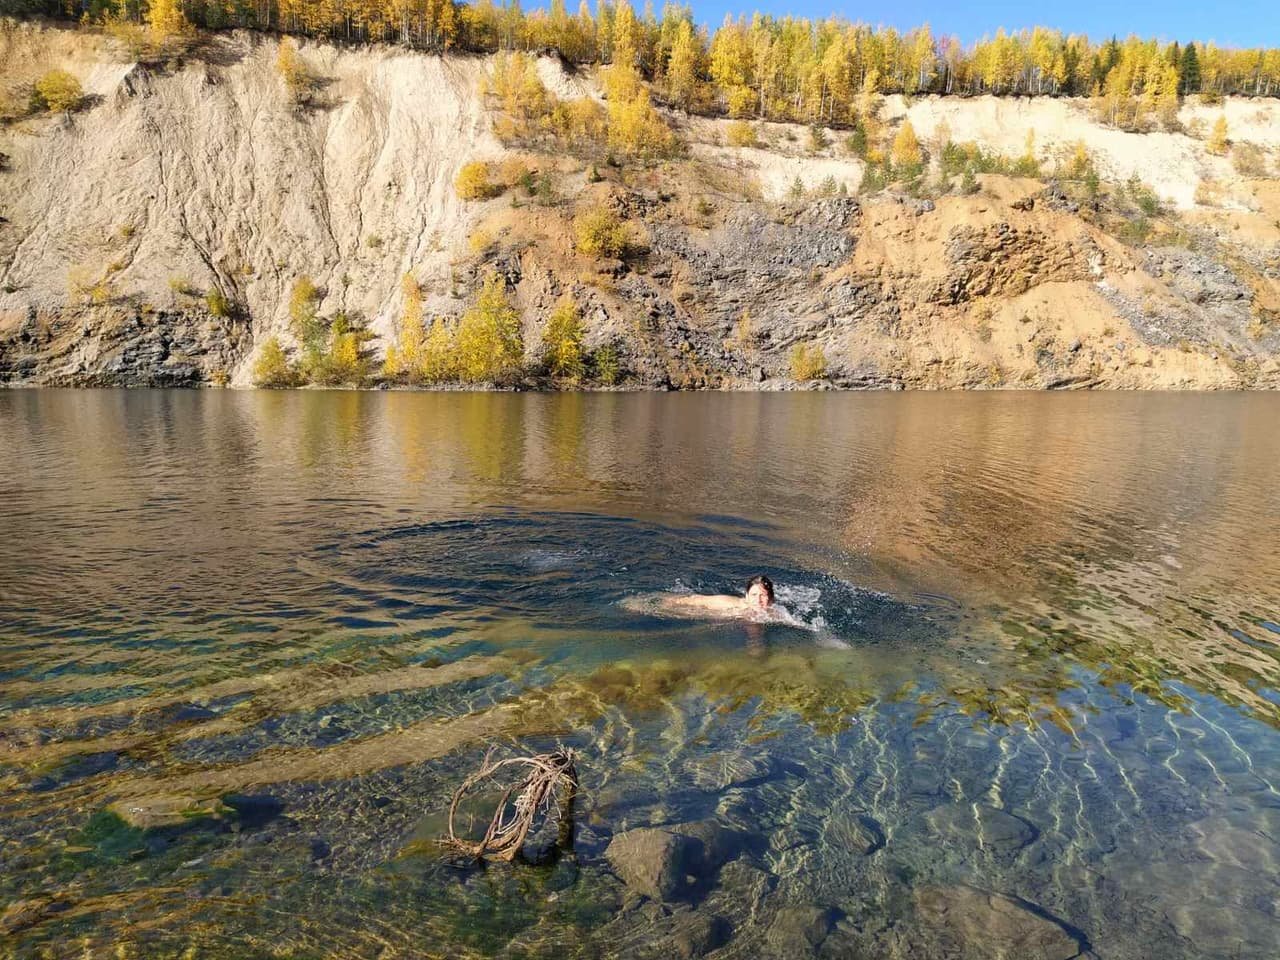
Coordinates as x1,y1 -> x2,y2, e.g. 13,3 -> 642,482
445,748 -> 578,862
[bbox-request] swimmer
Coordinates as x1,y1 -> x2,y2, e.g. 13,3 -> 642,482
651,575 -> 776,619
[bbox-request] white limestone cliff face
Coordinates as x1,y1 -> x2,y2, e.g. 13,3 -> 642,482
1,28 -> 501,383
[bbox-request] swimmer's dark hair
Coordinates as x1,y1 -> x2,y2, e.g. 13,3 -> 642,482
746,575 -> 775,602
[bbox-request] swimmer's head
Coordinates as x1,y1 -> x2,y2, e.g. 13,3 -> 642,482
745,575 -> 775,609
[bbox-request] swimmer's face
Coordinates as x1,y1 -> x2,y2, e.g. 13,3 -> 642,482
746,583 -> 772,608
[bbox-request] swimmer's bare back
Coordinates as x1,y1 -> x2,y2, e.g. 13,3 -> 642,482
622,592 -> 765,621
658,593 -> 747,617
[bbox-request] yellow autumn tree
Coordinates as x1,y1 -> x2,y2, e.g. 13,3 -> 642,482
331,326 -> 368,384
607,91 -> 680,158
725,119 -> 757,147
45,5 -> 1280,113
147,0 -> 192,48
542,294 -> 585,380
1207,115 -> 1229,155
289,275 -> 324,351
665,18 -> 701,111
485,52 -> 555,142
420,317 -> 458,382
788,343 -> 827,381
600,0 -> 680,158
455,161 -> 499,199
573,206 -> 629,258
253,336 -> 298,388
456,273 -> 523,382
384,273 -> 426,380
34,70 -> 82,113
891,119 -> 923,175
277,38 -> 311,104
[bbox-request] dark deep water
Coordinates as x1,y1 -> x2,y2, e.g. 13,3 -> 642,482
0,389 -> 1277,959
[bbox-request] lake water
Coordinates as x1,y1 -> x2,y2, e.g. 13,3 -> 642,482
1,390 -> 1277,959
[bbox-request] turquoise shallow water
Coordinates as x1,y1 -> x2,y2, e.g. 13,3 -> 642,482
0,390 -> 1277,958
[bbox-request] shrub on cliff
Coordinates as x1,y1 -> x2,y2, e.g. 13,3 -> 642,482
1207,116 -> 1230,156
1060,141 -> 1097,182
253,336 -> 299,387
1013,131 -> 1041,178
309,314 -> 373,386
277,38 -> 315,106
543,294 -> 585,381
384,273 -> 426,381
456,273 -> 523,383
844,121 -> 870,159
788,343 -> 827,381
33,70 -> 82,113
574,207 -> 629,259
420,317 -> 459,382
289,276 -> 324,351
1231,143 -> 1270,178
726,120 -> 758,148
592,344 -> 622,385
456,161 -> 500,200
205,289 -> 234,318
550,98 -> 608,148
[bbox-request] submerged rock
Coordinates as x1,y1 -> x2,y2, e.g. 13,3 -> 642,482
669,910 -> 732,959
163,703 -> 219,724
605,817 -> 752,901
1103,857 -> 1278,958
30,750 -> 119,792
605,828 -> 696,902
713,859 -> 777,914
1,898 -> 70,934
914,885 -> 1086,960
222,793 -> 285,829
764,904 -> 840,954
826,812 -> 885,855
107,794 -> 230,830
685,753 -> 774,792
668,819 -> 754,873
924,802 -> 1036,855
1189,819 -> 1280,876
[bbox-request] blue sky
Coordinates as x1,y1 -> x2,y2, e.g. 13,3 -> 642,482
676,0 -> 1278,47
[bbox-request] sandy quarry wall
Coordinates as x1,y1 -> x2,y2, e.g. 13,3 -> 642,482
690,95 -> 1280,209
1,22 -> 1277,388
0,27 -> 502,382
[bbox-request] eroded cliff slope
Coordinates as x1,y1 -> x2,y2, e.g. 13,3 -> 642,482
1,23 -> 1279,388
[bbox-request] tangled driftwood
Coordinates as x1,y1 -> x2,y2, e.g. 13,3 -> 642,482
445,748 -> 578,862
